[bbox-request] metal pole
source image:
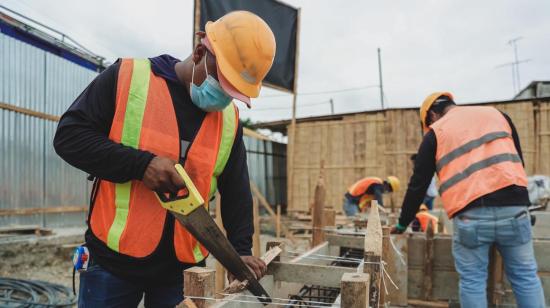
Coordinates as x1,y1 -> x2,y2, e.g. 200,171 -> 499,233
329,98 -> 334,115
512,41 -> 521,90
377,48 -> 385,109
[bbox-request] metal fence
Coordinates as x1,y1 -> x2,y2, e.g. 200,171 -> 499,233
0,31 -> 287,228
0,31 -> 97,228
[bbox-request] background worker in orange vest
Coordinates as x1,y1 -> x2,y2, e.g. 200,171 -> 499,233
343,176 -> 400,216
412,204 -> 438,233
54,11 -> 275,308
391,93 -> 545,307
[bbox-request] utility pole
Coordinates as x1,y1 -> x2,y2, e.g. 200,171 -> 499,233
329,98 -> 334,115
496,37 -> 530,95
377,48 -> 385,109
509,37 -> 522,91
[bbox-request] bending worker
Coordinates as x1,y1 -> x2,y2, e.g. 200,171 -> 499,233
412,204 -> 439,233
54,11 -> 276,307
343,176 -> 400,216
391,92 -> 545,307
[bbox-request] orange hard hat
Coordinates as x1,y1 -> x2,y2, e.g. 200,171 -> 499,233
419,92 -> 454,133
205,11 -> 276,99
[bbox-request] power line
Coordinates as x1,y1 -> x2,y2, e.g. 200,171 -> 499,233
248,100 -> 332,112
260,85 -> 380,98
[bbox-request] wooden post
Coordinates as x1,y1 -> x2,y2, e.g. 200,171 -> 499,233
311,163 -> 326,247
364,200 -> 383,307
341,272 -> 370,308
214,193 -> 226,295
252,196 -> 261,257
287,8 -> 301,212
380,226 -> 390,306
276,205 -> 282,239
323,207 -> 336,227
423,222 -> 435,300
192,0 -> 201,47
386,233 -> 408,306
184,267 -> 215,308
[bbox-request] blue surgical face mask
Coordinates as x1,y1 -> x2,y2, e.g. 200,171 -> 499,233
190,52 -> 232,112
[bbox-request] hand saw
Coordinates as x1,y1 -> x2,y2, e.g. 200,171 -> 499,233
156,164 -> 271,304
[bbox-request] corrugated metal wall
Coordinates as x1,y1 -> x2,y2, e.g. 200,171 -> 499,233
244,136 -> 287,208
0,32 -> 97,227
0,31 -> 287,227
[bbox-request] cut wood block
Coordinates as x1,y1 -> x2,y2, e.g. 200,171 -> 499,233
341,272 -> 370,308
184,267 -> 215,308
223,246 -> 282,294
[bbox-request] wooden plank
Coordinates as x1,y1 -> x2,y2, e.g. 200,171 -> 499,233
224,246 -> 282,294
290,241 -> 330,265
267,262 -> 355,288
423,222 -> 435,300
341,272 -> 370,308
386,233 -> 408,306
323,207 -> 336,227
408,299 -> 449,307
364,200 -> 383,307
252,197 -> 261,257
0,205 -> 88,216
184,267 -> 215,308
0,101 -> 60,121
326,233 -> 363,249
209,275 -> 274,308
312,164 -> 326,247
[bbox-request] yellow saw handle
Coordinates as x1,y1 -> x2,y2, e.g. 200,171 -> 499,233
155,164 -> 205,215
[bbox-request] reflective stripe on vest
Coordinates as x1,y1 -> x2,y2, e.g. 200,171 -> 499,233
431,106 -> 527,218
348,177 -> 382,197
106,59 -> 151,251
91,58 -> 238,262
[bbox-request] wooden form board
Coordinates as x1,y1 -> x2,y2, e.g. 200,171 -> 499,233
287,98 -> 550,212
328,231 -> 550,306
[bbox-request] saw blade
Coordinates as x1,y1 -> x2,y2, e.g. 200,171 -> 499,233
171,207 -> 271,304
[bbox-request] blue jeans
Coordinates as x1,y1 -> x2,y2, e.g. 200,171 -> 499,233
343,197 -> 359,217
452,205 -> 545,308
78,264 -> 183,308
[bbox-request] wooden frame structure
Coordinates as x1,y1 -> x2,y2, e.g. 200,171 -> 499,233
180,200 -> 550,307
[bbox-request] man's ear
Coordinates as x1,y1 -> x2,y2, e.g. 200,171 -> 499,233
192,44 -> 206,64
192,31 -> 207,64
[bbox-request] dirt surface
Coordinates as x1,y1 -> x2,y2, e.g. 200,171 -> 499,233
0,228 -> 84,289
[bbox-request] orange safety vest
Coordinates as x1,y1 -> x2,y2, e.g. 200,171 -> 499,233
430,106 -> 527,218
347,177 -> 382,209
415,211 -> 439,233
90,59 -> 238,263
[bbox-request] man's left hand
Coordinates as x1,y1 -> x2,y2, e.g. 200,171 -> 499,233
227,256 -> 267,283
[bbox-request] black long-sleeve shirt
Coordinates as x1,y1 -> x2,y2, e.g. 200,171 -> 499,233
53,55 -> 253,284
398,112 -> 530,227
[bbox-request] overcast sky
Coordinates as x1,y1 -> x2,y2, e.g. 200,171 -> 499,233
2,0 -> 549,123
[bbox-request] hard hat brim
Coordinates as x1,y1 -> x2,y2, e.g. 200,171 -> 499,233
206,21 -> 262,98
202,37 -> 251,107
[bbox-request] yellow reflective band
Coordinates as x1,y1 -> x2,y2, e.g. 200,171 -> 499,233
107,59 -> 151,252
209,103 -> 237,197
193,242 -> 205,263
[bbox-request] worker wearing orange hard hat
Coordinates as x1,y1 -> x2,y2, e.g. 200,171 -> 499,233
391,92 -> 544,307
343,176 -> 400,216
54,11 -> 276,307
